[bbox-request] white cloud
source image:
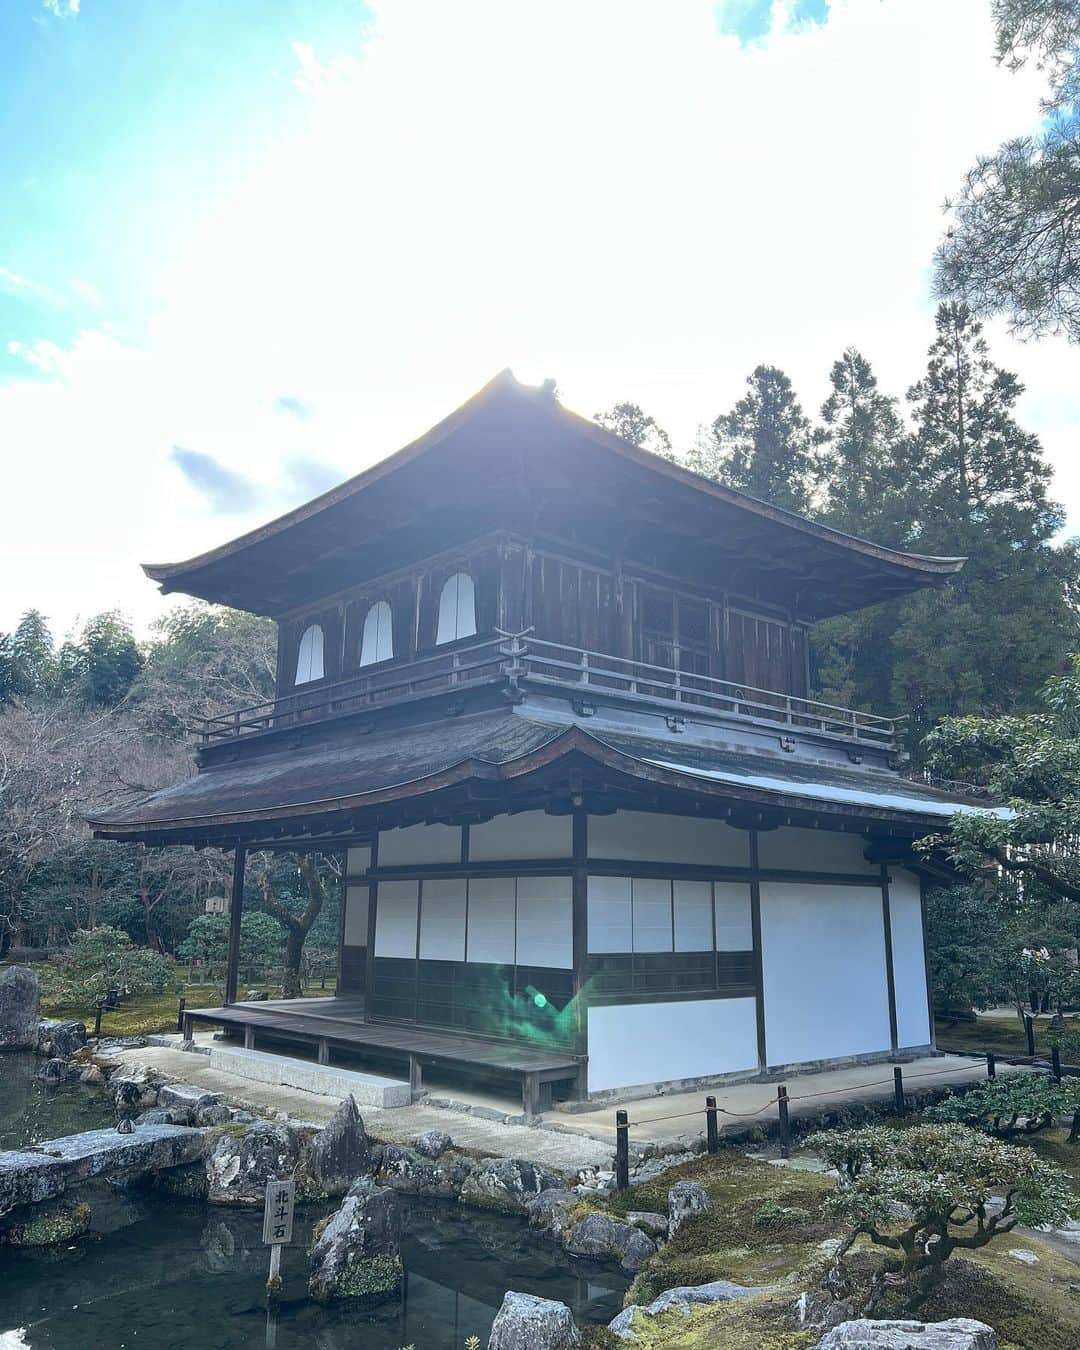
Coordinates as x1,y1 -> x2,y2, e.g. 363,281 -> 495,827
70,278 -> 101,306
2,0 -> 1077,640
42,0 -> 80,17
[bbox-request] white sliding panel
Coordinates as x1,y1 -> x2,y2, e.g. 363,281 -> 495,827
374,879 -> 419,959
588,998 -> 758,1092
587,875 -> 632,954
516,876 -> 573,969
673,880 -> 713,952
465,877 -> 516,964
889,869 -> 932,1048
631,877 -> 672,953
713,882 -> 753,950
760,881 -> 890,1065
343,884 -> 369,946
418,878 -> 467,962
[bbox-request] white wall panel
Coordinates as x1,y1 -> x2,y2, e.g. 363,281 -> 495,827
890,869 -> 932,1048
760,881 -> 891,1065
465,877 -> 516,964
587,876 -> 632,953
757,826 -> 875,875
419,878 -> 467,961
674,880 -> 713,952
587,811 -> 748,866
346,846 -> 372,876
374,880 -> 419,959
377,823 -> 462,867
632,878 -> 673,952
588,998 -> 758,1092
343,885 -> 369,946
713,882 -> 753,950
468,811 -> 572,861
516,876 -> 573,969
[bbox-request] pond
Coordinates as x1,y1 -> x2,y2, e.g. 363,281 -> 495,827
0,1055 -> 631,1349
0,1054 -> 114,1150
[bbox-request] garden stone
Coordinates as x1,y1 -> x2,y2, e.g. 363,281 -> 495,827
565,1212 -> 656,1272
158,1083 -> 224,1113
1,1199 -> 91,1247
625,1210 -> 668,1237
378,1143 -> 471,1199
136,1107 -> 194,1126
415,1129 -> 452,1159
194,1102 -> 232,1127
1007,1247 -> 1039,1264
459,1157 -> 564,1214
815,1318 -> 998,1349
229,1109 -> 256,1123
308,1177 -> 402,1304
308,1095 -> 374,1194
668,1179 -> 710,1235
645,1278 -> 763,1315
0,967 -> 40,1048
525,1188 -> 580,1241
488,1291 -> 581,1350
608,1305 -> 641,1340
78,1065 -> 105,1085
36,1019 -> 87,1058
38,1058 -> 74,1084
205,1122 -> 309,1205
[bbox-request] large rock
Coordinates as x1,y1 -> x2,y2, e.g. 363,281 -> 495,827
609,1278 -> 765,1339
565,1212 -> 657,1272
668,1179 -> 711,1235
459,1157 -> 565,1214
378,1143 -> 471,1199
36,1019 -> 87,1058
205,1122 -> 309,1206
308,1095 -> 375,1194
815,1319 -> 998,1350
158,1083 -> 225,1114
526,1188 -> 580,1241
488,1291 -> 581,1350
308,1178 -> 402,1304
0,967 -> 40,1049
1,1198 -> 91,1247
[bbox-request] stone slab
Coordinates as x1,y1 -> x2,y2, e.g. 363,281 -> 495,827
206,1045 -> 411,1108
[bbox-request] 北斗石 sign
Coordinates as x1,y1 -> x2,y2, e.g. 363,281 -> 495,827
262,1179 -> 295,1245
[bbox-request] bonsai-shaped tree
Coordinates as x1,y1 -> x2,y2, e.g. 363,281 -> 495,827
924,1074 -> 1080,1143
805,1122 -> 1076,1314
257,854 -> 331,999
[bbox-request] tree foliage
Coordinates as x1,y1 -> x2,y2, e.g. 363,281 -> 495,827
924,1074 -> 1080,1139
594,401 -> 675,459
50,924 -> 175,1005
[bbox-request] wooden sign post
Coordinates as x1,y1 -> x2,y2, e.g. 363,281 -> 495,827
263,1178 -> 295,1300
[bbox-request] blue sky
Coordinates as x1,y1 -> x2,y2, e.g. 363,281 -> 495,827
1,1 -> 1076,639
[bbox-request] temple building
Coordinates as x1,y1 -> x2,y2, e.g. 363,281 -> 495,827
90,371 -> 990,1111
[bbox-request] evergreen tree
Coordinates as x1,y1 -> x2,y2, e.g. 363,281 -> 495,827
890,303 -> 1079,731
689,365 -> 816,512
594,401 -> 675,460
6,610 -> 56,698
73,612 -> 143,706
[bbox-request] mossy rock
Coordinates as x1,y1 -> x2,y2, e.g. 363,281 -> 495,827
334,1253 -> 403,1302
3,1201 -> 92,1248
154,1162 -> 209,1200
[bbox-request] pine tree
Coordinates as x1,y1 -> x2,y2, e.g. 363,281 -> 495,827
7,610 -> 56,698
594,402 -> 675,460
890,303 -> 1079,731
689,365 -> 816,512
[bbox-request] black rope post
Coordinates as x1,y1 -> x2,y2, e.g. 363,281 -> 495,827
986,1051 -> 996,1079
777,1085 -> 791,1158
177,996 -> 186,1035
705,1095 -> 719,1155
1052,1044 -> 1062,1083
615,1110 -> 630,1191
893,1065 -> 905,1116
1025,1015 -> 1036,1057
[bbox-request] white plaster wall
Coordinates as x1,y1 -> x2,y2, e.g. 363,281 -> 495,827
374,880 -> 419,958
343,884 -> 369,946
757,826 -> 876,875
587,810 -> 748,866
516,876 -> 573,969
588,998 -> 758,1092
890,869 -> 932,1048
465,877 -> 516,964
419,878 -> 467,961
377,822 -> 462,867
673,880 -> 713,952
760,881 -> 891,1065
468,810 -> 572,861
346,846 -> 372,876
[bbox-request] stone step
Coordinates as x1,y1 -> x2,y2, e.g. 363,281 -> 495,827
205,1045 -> 412,1108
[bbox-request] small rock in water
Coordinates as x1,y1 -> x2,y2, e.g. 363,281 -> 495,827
308,1178 -> 402,1304
116,1117 -> 135,1134
488,1291 -> 581,1350
565,1213 -> 656,1272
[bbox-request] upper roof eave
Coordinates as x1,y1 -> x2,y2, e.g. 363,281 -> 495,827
142,369 -> 965,591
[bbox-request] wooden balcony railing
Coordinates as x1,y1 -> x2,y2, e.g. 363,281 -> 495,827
193,634 -> 898,750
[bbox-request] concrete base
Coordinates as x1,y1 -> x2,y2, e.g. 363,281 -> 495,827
206,1045 -> 412,1108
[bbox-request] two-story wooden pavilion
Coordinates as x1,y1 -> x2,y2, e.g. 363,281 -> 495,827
90,371 -> 994,1111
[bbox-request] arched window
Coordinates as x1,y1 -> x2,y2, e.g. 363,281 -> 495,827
359,600 -> 393,667
294,623 -> 325,684
436,571 -> 477,645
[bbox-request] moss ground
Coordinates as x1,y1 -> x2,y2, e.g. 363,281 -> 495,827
935,1012 -> 1079,1061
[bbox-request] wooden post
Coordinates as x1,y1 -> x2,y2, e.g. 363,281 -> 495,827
986,1051 -> 996,1079
177,996 -> 186,1034
705,1095 -> 719,1155
893,1066 -> 905,1116
777,1085 -> 790,1158
1052,1044 -> 1062,1083
93,1003 -> 103,1038
224,846 -> 247,1007
615,1109 -> 630,1190
1025,1015 -> 1036,1056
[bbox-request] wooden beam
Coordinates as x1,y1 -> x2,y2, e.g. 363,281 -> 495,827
224,846 -> 246,1006
880,862 -> 899,1057
749,831 -> 768,1071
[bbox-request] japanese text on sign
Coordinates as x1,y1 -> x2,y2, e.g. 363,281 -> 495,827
262,1178 -> 295,1245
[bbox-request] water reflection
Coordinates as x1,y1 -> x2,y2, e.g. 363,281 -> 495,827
0,1054 -> 113,1150
0,1183 -> 629,1350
